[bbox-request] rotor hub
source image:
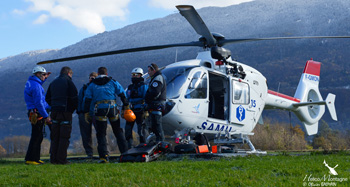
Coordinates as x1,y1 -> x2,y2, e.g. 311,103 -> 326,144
199,33 -> 225,47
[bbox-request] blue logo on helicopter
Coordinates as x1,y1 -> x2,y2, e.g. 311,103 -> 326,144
192,104 -> 200,113
236,105 -> 245,121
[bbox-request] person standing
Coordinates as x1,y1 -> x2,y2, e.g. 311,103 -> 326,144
84,67 -> 128,163
77,72 -> 98,158
46,66 -> 78,164
24,66 -> 51,165
125,67 -> 149,149
145,63 -> 166,142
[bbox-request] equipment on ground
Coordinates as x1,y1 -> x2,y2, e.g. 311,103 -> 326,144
119,141 -> 171,162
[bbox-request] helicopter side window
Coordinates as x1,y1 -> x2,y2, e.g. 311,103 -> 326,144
185,72 -> 207,99
232,80 -> 249,104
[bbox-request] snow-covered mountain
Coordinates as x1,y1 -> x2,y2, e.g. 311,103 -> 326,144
1,0 -> 350,139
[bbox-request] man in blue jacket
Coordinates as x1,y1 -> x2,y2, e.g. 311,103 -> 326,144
125,67 -> 149,149
84,67 -> 128,163
77,72 -> 98,158
24,66 -> 51,165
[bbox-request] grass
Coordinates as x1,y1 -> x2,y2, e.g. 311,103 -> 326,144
1,152 -> 350,186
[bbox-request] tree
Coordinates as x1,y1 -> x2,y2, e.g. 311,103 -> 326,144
0,136 -> 50,157
312,120 -> 348,150
251,119 -> 309,151
1,136 -> 30,156
0,145 -> 6,157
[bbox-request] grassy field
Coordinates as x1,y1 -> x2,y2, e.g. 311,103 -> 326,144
1,152 -> 349,186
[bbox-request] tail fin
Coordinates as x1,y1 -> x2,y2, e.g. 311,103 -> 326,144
293,59 -> 337,135
325,93 -> 337,121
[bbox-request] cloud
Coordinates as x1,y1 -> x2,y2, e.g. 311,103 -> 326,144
21,0 -> 253,34
33,14 -> 49,24
24,0 -> 131,34
148,0 -> 254,10
12,9 -> 26,15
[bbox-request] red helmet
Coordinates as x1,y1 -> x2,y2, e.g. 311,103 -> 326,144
124,109 -> 136,122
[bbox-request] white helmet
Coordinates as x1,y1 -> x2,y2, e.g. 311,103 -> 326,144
131,67 -> 143,75
32,66 -> 47,74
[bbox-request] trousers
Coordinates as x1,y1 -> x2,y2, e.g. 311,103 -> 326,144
149,112 -> 164,142
25,111 -> 44,162
94,107 -> 128,158
50,111 -> 72,164
78,113 -> 94,156
125,110 -> 148,149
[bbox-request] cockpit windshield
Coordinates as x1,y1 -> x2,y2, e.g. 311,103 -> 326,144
144,65 -> 196,99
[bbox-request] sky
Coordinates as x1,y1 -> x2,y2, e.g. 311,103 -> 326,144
0,0 -> 252,59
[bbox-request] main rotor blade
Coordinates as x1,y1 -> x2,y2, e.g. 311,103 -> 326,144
176,5 -> 216,46
37,41 -> 202,65
219,36 -> 350,46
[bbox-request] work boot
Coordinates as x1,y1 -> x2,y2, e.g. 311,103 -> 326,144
25,161 -> 42,165
98,155 -> 109,163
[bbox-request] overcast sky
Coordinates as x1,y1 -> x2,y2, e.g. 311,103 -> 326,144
0,0 -> 252,59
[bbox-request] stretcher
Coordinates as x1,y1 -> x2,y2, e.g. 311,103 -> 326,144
119,141 -> 171,162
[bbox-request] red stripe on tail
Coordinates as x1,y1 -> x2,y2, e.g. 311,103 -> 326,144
268,90 -> 300,103
303,59 -> 321,76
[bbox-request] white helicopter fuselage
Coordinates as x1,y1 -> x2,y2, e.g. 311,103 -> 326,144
161,51 -> 268,137
159,51 -> 337,139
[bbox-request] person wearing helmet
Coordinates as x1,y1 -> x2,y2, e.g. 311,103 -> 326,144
125,67 -> 149,149
83,67 -> 128,163
145,63 -> 166,142
77,72 -> 98,158
24,66 -> 51,165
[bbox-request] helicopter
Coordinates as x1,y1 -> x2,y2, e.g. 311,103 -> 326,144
38,5 -> 346,154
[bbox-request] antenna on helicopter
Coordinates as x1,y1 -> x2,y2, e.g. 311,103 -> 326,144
175,48 -> 178,62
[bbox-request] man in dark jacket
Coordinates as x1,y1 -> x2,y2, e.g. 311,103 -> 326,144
46,66 -> 78,164
84,67 -> 128,163
77,72 -> 97,158
145,63 -> 166,142
125,67 -> 148,149
24,66 -> 51,165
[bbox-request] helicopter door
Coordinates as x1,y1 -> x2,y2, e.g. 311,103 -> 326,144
208,72 -> 229,120
177,70 -> 209,122
229,78 -> 250,125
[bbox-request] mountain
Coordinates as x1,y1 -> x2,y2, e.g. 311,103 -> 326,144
1,0 -> 350,140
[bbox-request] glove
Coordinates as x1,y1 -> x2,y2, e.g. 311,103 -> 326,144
84,113 -> 91,124
45,117 -> 52,125
144,111 -> 149,119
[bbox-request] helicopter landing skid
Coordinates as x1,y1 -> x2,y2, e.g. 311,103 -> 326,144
213,132 -> 267,155
166,150 -> 266,160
